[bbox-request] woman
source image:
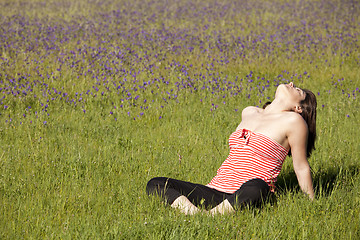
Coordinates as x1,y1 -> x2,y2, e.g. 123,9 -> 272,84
146,82 -> 317,215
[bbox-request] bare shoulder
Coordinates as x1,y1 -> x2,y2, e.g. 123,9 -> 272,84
285,112 -> 308,136
241,106 -> 262,117
286,112 -> 307,126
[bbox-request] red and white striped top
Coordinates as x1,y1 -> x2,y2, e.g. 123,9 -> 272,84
207,128 -> 289,194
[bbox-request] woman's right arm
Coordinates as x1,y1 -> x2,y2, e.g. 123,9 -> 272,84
287,115 -> 315,200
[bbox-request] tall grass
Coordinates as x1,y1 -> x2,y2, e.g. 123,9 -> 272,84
1,0 -> 359,239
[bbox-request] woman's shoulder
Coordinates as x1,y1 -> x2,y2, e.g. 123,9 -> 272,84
282,111 -> 308,131
284,111 -> 306,122
241,106 -> 262,116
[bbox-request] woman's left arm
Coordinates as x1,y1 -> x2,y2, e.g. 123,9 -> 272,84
288,116 -> 315,200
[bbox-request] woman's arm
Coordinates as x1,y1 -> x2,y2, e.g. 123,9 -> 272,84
293,158 -> 314,200
287,115 -> 315,200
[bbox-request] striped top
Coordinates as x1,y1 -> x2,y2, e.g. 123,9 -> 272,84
207,128 -> 289,194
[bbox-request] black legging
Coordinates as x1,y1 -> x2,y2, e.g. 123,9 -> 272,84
146,177 -> 271,209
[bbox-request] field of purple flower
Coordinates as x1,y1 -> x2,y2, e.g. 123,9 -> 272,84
1,0 -> 359,238
1,0 -> 359,125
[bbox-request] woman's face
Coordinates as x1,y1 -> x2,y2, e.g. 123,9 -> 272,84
276,82 -> 306,104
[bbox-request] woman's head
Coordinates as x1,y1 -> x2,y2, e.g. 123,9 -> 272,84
275,82 -> 307,107
264,84 -> 317,157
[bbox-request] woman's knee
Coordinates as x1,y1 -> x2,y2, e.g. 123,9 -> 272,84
146,177 -> 168,195
146,177 -> 182,204
228,178 -> 271,208
241,178 -> 270,195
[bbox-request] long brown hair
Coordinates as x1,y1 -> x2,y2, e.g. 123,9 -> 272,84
262,89 -> 317,158
299,89 -> 317,157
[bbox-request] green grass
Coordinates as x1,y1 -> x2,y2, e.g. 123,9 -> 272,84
1,0 -> 360,239
1,92 -> 359,239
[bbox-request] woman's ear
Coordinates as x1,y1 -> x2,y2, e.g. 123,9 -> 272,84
294,105 -> 303,113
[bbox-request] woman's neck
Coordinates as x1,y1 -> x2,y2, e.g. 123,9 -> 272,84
263,98 -> 294,114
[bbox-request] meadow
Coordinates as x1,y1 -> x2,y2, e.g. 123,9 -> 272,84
0,0 -> 359,239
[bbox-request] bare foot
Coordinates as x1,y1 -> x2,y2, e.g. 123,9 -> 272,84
209,199 -> 235,216
171,196 -> 200,215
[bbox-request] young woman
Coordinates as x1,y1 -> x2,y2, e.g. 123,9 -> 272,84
146,82 -> 317,215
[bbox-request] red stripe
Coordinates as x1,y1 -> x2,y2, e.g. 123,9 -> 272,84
207,129 -> 288,194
